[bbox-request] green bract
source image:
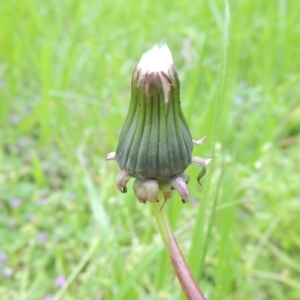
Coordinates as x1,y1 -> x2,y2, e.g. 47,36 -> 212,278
115,66 -> 193,183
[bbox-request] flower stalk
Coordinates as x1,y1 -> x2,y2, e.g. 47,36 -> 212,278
153,201 -> 206,300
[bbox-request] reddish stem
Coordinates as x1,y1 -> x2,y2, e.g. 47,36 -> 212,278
153,203 -> 206,300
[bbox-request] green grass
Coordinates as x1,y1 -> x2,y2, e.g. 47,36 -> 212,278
1,0 -> 300,299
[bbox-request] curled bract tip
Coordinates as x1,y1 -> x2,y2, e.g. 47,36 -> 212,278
192,154 -> 217,186
106,152 -> 116,160
193,136 -> 207,145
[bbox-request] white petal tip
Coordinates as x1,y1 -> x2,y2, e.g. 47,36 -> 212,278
137,44 -> 174,74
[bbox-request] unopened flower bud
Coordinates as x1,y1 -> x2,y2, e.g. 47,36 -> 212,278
106,45 -> 215,207
116,45 -> 193,183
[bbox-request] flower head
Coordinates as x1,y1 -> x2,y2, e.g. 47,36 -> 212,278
38,232 -> 48,244
3,267 -> 13,277
9,199 -> 22,207
0,252 -> 8,268
55,275 -> 66,287
10,114 -> 20,124
106,45 -> 215,207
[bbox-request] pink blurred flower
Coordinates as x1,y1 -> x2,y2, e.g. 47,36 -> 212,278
55,275 -> 66,287
36,198 -> 48,206
10,115 -> 20,124
38,232 -> 48,244
9,199 -> 22,207
3,267 -> 13,277
0,252 -> 8,268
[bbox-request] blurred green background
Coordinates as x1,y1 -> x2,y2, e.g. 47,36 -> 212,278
0,0 -> 299,299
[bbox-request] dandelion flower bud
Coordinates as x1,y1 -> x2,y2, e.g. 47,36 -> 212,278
116,45 -> 193,182
106,45 -> 215,206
